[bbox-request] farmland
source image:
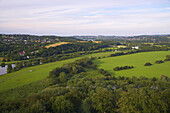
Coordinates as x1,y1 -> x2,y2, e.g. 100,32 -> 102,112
45,42 -> 71,48
94,51 -> 170,78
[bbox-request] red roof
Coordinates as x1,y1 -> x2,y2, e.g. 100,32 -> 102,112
19,51 -> 25,55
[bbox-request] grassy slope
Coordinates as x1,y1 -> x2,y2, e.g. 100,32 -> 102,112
0,52 -> 114,92
94,51 -> 170,78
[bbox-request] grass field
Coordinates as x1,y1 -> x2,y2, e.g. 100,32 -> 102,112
0,51 -> 169,92
77,41 -> 102,43
0,51 -> 114,92
94,51 -> 170,78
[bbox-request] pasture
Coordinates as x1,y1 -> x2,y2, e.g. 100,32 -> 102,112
0,51 -> 114,92
94,51 -> 170,78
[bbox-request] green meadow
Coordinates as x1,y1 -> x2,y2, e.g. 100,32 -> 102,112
0,51 -> 169,92
0,51 -> 114,92
94,51 -> 170,78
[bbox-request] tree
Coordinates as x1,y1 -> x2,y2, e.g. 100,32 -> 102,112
117,89 -> 168,113
7,58 -> 11,62
1,63 -> 5,67
92,88 -> 115,113
59,72 -> 67,83
28,100 -> 46,113
155,60 -> 164,64
160,75 -> 168,82
52,95 -> 74,113
7,64 -> 12,73
81,97 -> 95,113
2,59 -> 6,62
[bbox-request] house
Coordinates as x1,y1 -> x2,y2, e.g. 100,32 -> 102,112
19,51 -> 25,56
117,45 -> 127,48
132,46 -> 139,49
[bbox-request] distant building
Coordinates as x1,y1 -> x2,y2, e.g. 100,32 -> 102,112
117,45 -> 127,48
132,46 -> 139,49
19,51 -> 25,56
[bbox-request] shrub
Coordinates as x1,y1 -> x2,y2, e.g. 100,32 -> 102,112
113,66 -> 134,71
1,63 -> 5,67
144,62 -> 152,66
155,60 -> 164,64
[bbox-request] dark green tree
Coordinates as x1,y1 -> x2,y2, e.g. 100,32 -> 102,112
52,95 -> 74,113
7,64 -> 13,73
1,63 -> 5,67
92,88 -> 115,113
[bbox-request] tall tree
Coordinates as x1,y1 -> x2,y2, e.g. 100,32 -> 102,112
7,64 -> 12,73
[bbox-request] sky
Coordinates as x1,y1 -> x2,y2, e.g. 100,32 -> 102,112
0,0 -> 170,36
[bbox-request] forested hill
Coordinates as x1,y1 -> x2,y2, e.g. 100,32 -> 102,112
0,34 -> 80,42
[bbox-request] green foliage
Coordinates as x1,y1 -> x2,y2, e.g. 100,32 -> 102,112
7,64 -> 12,73
92,88 -> 115,113
0,74 -> 169,113
144,62 -> 152,66
98,69 -> 111,76
160,75 -> 169,82
59,72 -> 67,83
117,89 -> 168,113
0,62 -> 5,67
164,55 -> 170,61
52,95 -> 74,113
155,60 -> 164,64
113,66 -> 134,71
2,59 -> 6,62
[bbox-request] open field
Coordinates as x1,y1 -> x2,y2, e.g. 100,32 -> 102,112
45,42 -> 71,48
77,41 -> 102,43
0,51 -> 115,92
94,51 -> 170,78
0,51 -> 169,92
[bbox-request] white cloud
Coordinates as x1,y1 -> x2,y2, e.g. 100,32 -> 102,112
0,0 -> 170,35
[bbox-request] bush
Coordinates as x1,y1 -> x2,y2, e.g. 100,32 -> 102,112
98,69 -> 111,76
1,63 -> 5,67
144,62 -> 152,66
2,59 -> 6,62
113,66 -> 134,71
155,60 -> 164,64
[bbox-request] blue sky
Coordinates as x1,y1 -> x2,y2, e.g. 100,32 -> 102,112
0,0 -> 170,36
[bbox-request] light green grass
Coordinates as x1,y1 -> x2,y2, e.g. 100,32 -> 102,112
0,51 -> 114,92
94,51 -> 170,78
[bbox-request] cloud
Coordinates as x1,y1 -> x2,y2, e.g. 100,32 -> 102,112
0,0 -> 170,35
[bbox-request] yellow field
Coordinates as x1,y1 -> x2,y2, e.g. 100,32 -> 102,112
45,42 -> 71,48
77,41 -> 102,43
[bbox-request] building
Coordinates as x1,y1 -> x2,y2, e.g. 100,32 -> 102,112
19,51 -> 25,56
132,46 -> 139,49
